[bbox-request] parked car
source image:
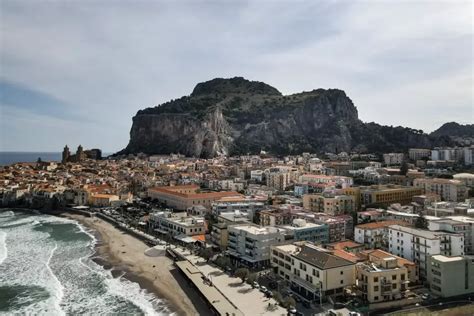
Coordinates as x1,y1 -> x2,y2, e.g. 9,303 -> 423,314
260,286 -> 268,293
421,293 -> 430,300
252,281 -> 260,289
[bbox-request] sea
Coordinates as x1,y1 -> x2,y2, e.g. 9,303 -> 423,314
0,152 -> 112,166
0,209 -> 170,315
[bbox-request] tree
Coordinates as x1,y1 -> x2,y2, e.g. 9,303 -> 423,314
246,273 -> 257,285
400,160 -> 409,175
235,268 -> 249,283
282,296 -> 296,308
215,256 -> 231,270
272,291 -> 283,304
415,213 -> 429,229
199,247 -> 214,261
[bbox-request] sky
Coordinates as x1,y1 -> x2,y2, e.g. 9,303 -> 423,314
0,0 -> 472,152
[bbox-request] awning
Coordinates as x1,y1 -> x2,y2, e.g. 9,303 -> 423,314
174,234 -> 196,243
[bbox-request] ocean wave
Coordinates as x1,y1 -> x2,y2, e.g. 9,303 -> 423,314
0,212 -> 171,315
0,231 -> 7,266
0,210 -> 15,218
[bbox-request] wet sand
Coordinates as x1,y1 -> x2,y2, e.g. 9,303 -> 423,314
63,213 -> 210,316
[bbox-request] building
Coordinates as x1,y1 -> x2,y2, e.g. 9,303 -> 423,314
266,170 -> 291,191
210,212 -> 250,250
359,185 -> 423,208
227,224 -> 287,267
383,153 -> 404,166
280,219 -> 329,244
62,144 -> 101,163
298,174 -> 353,189
453,173 -> 474,188
271,242 -> 356,301
149,211 -> 206,237
303,193 -> 355,215
354,221 -> 407,250
413,178 -> 468,202
429,218 -> 474,255
408,149 -> 431,161
464,147 -> 474,165
148,185 -> 242,210
89,193 -> 120,207
427,255 -> 474,297
388,225 -> 464,280
356,250 -> 412,304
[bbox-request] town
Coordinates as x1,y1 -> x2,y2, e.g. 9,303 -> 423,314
1,144 -> 474,316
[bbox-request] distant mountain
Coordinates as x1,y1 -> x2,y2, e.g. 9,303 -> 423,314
119,77 -> 457,158
430,122 -> 474,138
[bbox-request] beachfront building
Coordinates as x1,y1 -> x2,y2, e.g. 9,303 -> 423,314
270,242 -> 356,301
413,178 -> 468,202
148,185 -> 242,210
209,212 -> 250,250
356,250 -> 412,304
388,225 -> 464,280
427,254 -> 474,297
149,211 -> 206,237
227,224 -> 287,267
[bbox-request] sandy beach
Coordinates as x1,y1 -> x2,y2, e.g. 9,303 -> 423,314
63,213 -> 210,316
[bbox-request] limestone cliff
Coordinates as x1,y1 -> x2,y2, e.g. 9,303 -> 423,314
120,77 -> 452,157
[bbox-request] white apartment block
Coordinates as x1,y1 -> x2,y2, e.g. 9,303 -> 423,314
149,211 -> 206,237
388,225 -> 464,280
413,178 -> 468,202
271,243 -> 355,301
227,225 -> 286,267
383,153 -> 404,166
408,148 -> 431,161
354,221 -> 406,250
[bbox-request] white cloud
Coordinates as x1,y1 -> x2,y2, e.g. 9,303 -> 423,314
0,0 -> 472,151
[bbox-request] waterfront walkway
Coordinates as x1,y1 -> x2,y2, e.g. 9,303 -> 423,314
173,247 -> 287,316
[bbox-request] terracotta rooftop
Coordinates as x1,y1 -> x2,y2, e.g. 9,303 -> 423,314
355,220 -> 408,230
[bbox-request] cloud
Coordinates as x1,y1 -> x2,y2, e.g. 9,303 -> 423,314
0,0 -> 472,151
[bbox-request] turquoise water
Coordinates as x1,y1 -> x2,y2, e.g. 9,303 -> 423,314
0,210 -> 170,315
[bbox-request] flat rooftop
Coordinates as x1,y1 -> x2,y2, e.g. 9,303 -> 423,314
432,255 -> 463,263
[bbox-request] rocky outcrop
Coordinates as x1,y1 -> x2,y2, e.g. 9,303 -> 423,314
120,77 -> 456,157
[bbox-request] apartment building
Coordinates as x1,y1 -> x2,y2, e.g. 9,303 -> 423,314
354,221 -> 407,250
298,174 -> 353,188
271,242 -> 356,301
148,185 -> 242,210
413,178 -> 468,202
210,212 -> 250,250
429,218 -> 474,255
303,193 -> 355,215
149,211 -> 206,237
280,219 -> 329,244
227,224 -> 287,267
383,153 -> 404,166
408,149 -> 431,161
356,250 -> 411,304
427,254 -> 474,297
388,225 -> 464,280
358,185 -> 423,208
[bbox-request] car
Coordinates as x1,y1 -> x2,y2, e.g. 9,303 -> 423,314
260,286 -> 268,293
252,281 -> 260,289
287,307 -> 297,315
421,293 -> 430,300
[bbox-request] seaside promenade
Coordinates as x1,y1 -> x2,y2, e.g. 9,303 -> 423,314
172,247 -> 288,316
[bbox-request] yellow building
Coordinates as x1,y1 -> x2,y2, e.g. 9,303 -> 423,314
358,185 -> 423,208
356,250 -> 413,304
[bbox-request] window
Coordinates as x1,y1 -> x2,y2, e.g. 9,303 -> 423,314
340,271 -> 344,275
374,277 -> 379,282
392,275 -> 397,280
374,286 -> 379,292
374,296 -> 379,301
392,284 -> 397,289
401,274 -> 405,280
340,280 -> 343,284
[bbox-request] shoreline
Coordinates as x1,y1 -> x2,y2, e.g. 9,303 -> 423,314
55,211 -> 211,316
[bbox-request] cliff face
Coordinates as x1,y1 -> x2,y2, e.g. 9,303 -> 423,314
121,77 -> 450,157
